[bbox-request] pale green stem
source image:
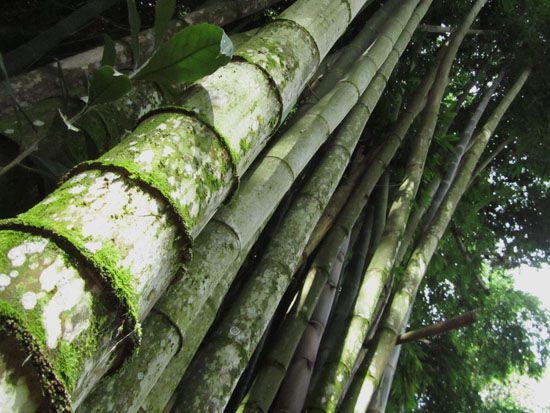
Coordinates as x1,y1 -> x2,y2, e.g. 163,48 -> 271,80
338,67 -> 531,411
306,1 -> 489,409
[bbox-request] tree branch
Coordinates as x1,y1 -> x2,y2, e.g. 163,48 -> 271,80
420,24 -> 497,36
396,310 -> 477,344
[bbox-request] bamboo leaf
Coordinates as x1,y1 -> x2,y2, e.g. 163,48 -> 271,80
88,66 -> 132,107
154,0 -> 177,48
127,0 -> 141,67
133,23 -> 233,83
101,34 -> 117,67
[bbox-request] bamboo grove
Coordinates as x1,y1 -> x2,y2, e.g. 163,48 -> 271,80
0,0 -> 548,412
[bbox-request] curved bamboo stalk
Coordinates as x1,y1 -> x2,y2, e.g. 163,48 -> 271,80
337,67 -> 531,410
306,2 -> 488,409
0,0 -> 362,409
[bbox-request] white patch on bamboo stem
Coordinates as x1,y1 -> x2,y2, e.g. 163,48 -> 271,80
21,292 -> 38,310
7,240 -> 48,267
42,277 -> 87,348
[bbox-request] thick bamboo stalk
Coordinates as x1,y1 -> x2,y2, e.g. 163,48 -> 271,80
338,67 -> 531,411
270,236 -> 352,413
365,345 -> 401,413
168,3 -> 427,410
370,172 -> 390,251
169,35 -> 410,410
239,206 -> 368,413
300,0 -> 396,109
304,154 -> 369,260
79,2 -> 412,409
0,0 -> 364,409
171,97 -> 367,412
343,306 -> 413,413
423,70 -> 505,229
306,2 -> 488,409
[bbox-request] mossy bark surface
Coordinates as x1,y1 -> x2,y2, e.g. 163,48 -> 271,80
77,1 -> 410,409
170,41 -> 404,409
0,230 -> 122,409
0,0 -> 374,406
18,0 -> 374,410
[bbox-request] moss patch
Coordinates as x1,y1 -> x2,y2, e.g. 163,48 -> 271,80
0,220 -> 140,349
0,307 -> 72,412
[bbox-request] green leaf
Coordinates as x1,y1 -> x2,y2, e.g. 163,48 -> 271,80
154,0 -> 177,48
126,0 -> 141,67
133,23 -> 234,83
101,35 -> 116,67
88,66 -> 132,107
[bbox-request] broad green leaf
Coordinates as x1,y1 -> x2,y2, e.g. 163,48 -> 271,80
88,66 -> 132,107
127,0 -> 141,67
133,23 -> 234,83
101,35 -> 117,67
154,0 -> 177,48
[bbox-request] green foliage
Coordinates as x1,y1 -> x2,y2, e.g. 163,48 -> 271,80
87,66 -> 132,107
153,0 -> 177,48
388,233 -> 550,412
126,0 -> 141,67
101,35 -> 116,67
133,23 -> 233,83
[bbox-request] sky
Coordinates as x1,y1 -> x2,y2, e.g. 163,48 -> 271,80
513,265 -> 550,412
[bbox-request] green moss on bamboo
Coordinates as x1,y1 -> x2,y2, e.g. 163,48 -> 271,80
0,218 -> 140,344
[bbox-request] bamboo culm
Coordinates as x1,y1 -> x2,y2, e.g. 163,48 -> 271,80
270,236 -> 352,413
339,67 -> 531,410
306,1 -> 489,408
0,0 -> 366,409
81,0 -> 424,409
422,70 -> 506,229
